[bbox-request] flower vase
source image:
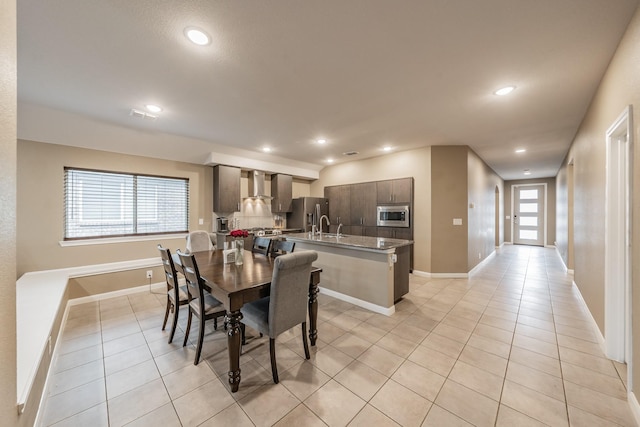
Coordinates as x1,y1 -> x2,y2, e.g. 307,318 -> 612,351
235,239 -> 244,265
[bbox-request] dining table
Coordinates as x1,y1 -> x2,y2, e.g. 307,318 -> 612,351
178,249 -> 322,392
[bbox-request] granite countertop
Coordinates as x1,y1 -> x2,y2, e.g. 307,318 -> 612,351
285,232 -> 413,251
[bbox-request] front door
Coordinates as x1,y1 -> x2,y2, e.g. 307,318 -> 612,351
513,184 -> 545,246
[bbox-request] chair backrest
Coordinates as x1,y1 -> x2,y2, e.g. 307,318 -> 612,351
268,250 -> 318,336
176,250 -> 206,306
252,237 -> 273,255
158,245 -> 179,299
186,230 -> 214,253
269,239 -> 295,257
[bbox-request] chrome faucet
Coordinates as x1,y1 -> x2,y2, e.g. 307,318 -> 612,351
337,223 -> 343,237
319,215 -> 330,237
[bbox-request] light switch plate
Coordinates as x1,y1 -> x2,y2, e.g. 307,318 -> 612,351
505,215 -> 510,220
453,218 -> 463,226
198,218 -> 204,225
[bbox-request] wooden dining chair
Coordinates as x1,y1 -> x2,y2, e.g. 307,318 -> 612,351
269,239 -> 295,257
252,236 -> 273,255
158,245 -> 189,344
240,250 -> 318,383
176,249 -> 227,365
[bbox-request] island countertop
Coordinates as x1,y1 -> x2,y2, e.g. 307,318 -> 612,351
285,232 -> 413,253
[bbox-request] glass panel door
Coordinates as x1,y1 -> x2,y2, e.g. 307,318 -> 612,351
513,184 -> 545,246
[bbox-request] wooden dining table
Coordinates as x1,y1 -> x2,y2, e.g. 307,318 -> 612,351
181,249 -> 322,392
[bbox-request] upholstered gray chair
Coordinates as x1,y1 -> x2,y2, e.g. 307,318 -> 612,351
240,250 -> 318,383
177,249 -> 227,365
158,245 -> 188,344
186,230 -> 215,253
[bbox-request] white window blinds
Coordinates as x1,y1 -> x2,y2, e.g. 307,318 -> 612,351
64,168 -> 189,239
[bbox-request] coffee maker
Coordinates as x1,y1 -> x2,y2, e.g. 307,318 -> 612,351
216,217 -> 229,232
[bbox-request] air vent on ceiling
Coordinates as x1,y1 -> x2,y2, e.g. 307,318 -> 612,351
342,151 -> 359,156
129,109 -> 157,120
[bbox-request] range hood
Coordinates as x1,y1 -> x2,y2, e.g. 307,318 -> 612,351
247,170 -> 273,199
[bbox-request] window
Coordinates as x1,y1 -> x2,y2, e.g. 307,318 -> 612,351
64,168 -> 189,240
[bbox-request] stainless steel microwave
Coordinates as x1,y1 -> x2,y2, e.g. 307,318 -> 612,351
377,205 -> 410,227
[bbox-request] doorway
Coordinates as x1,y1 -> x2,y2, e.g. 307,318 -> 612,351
604,105 -> 633,389
513,184 -> 546,246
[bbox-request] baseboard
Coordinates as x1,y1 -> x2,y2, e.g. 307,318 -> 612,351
319,287 -> 395,316
468,250 -> 497,277
572,279 -> 607,355
68,282 -> 165,306
544,244 -> 556,249
629,391 -> 640,426
430,273 -> 469,278
504,241 -> 513,245
411,270 -> 431,278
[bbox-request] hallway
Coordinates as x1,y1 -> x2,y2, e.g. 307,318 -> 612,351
39,245 -> 635,426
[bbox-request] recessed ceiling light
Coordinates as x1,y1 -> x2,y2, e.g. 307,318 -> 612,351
524,169 -> 531,175
185,27 -> 211,46
494,86 -> 516,96
317,139 -> 327,144
382,146 -> 392,152
145,104 -> 162,113
262,147 -> 272,153
327,158 -> 334,163
515,148 -> 526,153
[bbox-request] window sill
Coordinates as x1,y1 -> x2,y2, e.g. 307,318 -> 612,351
59,233 -> 188,247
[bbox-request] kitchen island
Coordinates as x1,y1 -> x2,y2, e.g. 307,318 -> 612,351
285,233 -> 413,315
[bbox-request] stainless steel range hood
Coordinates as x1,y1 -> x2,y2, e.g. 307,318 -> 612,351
247,170 -> 273,199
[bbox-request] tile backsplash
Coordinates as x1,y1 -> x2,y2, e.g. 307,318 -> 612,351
215,199 -> 282,231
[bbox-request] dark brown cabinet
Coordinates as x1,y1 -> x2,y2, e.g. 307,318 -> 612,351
213,165 -> 241,213
271,174 -> 292,213
350,182 -> 376,226
377,227 -> 412,240
325,185 -> 350,232
377,178 -> 413,204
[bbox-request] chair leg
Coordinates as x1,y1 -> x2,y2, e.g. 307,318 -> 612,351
301,322 -> 310,359
240,324 -> 246,345
194,316 -> 205,365
162,296 -> 171,330
183,309 -> 192,347
168,303 -> 180,344
269,338 -> 279,384
214,318 -> 218,330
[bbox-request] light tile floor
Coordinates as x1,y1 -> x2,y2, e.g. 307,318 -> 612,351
40,245 -> 636,426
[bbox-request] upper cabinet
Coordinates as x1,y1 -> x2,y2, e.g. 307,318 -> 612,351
213,165 -> 241,213
271,174 -> 293,213
325,185 -> 350,231
350,182 -> 377,226
377,178 -> 413,204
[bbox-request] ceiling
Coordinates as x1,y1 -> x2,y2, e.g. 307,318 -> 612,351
17,0 -> 638,180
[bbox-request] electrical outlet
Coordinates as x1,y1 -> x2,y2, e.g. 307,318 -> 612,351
478,252 -> 482,260
146,270 -> 153,279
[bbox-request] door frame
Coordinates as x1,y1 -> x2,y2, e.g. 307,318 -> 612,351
510,183 -> 548,246
604,105 -> 633,387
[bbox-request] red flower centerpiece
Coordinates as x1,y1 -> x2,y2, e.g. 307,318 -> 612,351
229,229 -> 248,265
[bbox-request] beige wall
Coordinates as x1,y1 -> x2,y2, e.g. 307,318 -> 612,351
504,178 -> 556,245
311,147 -> 432,272
555,157 -> 573,269
556,4 -> 640,393
431,146 -> 468,273
17,140 -> 214,276
467,149 -> 504,270
1,0 -> 19,424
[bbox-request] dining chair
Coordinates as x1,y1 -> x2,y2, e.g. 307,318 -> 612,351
158,245 -> 189,344
186,230 -> 215,253
252,236 -> 273,255
240,250 -> 318,383
269,239 -> 295,257
176,249 -> 227,365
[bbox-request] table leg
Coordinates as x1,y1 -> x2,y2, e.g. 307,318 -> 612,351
308,272 -> 320,346
225,310 -> 242,392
